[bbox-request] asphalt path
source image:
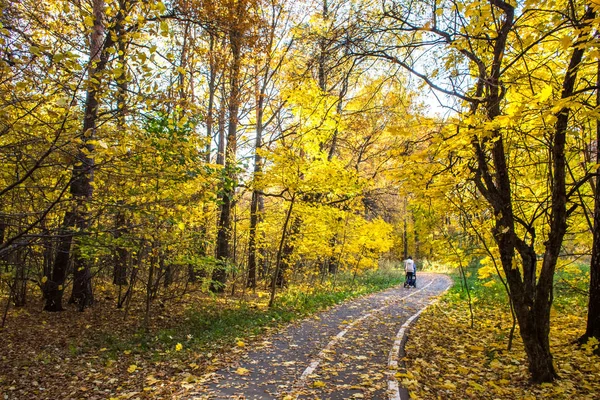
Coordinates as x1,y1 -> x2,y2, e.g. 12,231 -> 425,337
193,272 -> 452,400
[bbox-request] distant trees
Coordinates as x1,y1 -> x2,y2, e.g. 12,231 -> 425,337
0,0 -> 415,322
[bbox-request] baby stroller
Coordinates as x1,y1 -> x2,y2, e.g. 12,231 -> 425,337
404,271 -> 416,288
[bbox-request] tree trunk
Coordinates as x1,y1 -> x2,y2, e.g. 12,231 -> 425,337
467,0 -> 594,382
247,190 -> 261,288
44,211 -> 76,311
13,247 -> 26,307
162,252 -> 172,288
113,208 -> 128,286
269,195 -> 295,307
582,54 -> 600,344
276,215 -> 301,288
211,10 -> 244,292
412,211 -> 420,260
402,214 -> 408,260
46,0 -> 107,311
112,1 -> 129,287
247,66 -> 265,289
144,246 -> 155,332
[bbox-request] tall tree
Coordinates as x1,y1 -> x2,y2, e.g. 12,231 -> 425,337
211,0 -> 252,292
247,0 -> 289,289
46,0 -> 111,311
582,55 -> 600,345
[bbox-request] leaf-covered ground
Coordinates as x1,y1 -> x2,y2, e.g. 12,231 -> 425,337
403,292 -> 600,399
2,269 -> 598,399
0,271 -> 405,399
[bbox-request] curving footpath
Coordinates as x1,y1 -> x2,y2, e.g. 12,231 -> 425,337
192,272 -> 452,400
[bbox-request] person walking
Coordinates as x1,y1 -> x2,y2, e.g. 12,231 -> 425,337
404,256 -> 416,287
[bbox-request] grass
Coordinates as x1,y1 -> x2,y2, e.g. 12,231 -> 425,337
100,268 -> 405,357
444,258 -> 590,310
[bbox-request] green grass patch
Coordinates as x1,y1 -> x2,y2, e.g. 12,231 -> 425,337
444,258 -> 590,314
101,268 -> 405,357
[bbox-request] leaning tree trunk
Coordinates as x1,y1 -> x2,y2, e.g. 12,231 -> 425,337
269,195 -> 295,307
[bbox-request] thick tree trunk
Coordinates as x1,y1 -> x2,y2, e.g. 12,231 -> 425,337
468,1 -> 593,382
504,244 -> 557,382
46,0 -> 106,311
44,211 -> 76,311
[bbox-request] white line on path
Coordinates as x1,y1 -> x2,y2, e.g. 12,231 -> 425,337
293,278 -> 436,398
387,281 -> 452,400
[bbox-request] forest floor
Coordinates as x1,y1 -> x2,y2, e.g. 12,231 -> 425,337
1,268 -> 599,400
400,266 -> 600,400
0,286 -> 227,400
0,270 -> 408,400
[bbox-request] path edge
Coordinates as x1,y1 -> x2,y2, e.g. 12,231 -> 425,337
387,277 -> 453,400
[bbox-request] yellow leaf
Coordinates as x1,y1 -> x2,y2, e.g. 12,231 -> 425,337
538,85 -> 553,102
560,36 -> 572,50
468,381 -> 485,392
312,380 -> 326,388
468,345 -> 484,352
175,343 -> 183,352
127,364 -> 137,373
41,276 -> 48,284
236,341 -> 245,347
441,380 -> 456,390
235,367 -> 250,375
84,16 -> 95,28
